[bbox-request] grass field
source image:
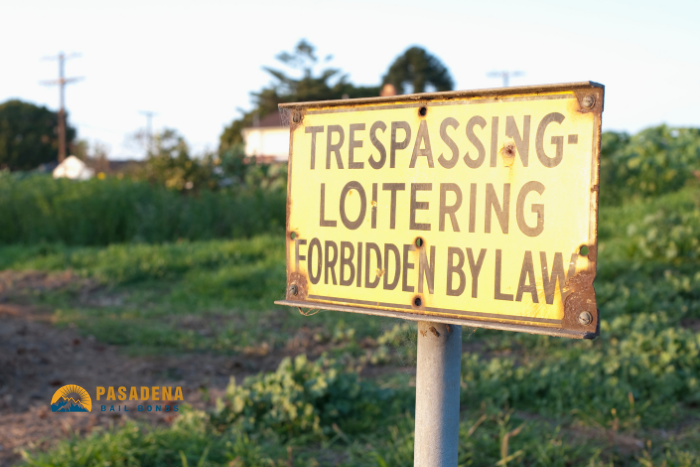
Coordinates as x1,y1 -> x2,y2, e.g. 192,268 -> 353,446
2,181 -> 699,466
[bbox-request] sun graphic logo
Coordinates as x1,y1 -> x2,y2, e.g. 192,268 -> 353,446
50,385 -> 92,412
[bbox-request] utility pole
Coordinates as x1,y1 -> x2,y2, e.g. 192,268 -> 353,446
41,52 -> 83,163
139,111 -> 157,156
487,70 -> 524,87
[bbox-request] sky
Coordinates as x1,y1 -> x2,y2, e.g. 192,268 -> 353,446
1,0 -> 699,159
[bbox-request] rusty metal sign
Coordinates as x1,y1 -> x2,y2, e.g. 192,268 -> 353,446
275,82 -> 604,339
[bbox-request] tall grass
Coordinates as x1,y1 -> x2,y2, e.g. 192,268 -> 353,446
0,173 -> 285,245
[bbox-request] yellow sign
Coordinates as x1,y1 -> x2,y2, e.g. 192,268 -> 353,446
276,83 -> 604,339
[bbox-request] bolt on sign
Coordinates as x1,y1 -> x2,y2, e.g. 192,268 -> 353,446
275,82 -> 604,339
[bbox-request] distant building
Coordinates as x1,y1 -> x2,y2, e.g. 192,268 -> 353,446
52,155 -> 94,180
241,113 -> 289,163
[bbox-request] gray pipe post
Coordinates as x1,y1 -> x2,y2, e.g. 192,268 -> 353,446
414,321 -> 462,466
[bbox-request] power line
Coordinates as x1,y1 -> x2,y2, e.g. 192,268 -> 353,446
486,70 -> 524,88
41,52 -> 83,162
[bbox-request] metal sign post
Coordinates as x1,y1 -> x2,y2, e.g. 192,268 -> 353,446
274,82 -> 604,466
414,322 -> 462,466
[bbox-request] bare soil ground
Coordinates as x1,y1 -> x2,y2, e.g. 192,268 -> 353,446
0,301 -> 292,466
0,272 -> 300,466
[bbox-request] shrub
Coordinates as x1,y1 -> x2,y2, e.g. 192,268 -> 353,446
626,207 -> 700,264
211,354 -> 401,440
461,317 -> 700,426
600,126 -> 700,205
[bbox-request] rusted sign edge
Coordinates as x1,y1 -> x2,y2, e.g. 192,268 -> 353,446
559,91 -> 603,335
279,81 -> 603,111
275,300 -> 594,339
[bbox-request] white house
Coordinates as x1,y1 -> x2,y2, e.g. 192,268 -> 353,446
241,112 -> 289,162
52,155 -> 95,180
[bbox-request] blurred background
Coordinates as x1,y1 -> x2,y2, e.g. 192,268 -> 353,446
1,1 -> 700,466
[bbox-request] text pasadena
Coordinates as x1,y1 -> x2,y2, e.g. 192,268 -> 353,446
304,112 -> 576,170
95,386 -> 184,401
295,241 -> 577,305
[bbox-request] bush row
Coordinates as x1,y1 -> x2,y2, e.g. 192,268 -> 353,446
0,174 -> 285,245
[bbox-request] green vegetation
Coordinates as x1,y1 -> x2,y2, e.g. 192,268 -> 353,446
211,355 -> 399,440
0,173 -> 285,245
4,125 -> 700,466
127,128 -> 286,194
20,355 -> 700,466
600,125 -> 700,205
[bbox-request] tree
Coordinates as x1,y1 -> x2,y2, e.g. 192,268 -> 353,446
0,99 -> 76,170
220,40 -> 380,151
136,128 -> 215,192
383,47 -> 454,94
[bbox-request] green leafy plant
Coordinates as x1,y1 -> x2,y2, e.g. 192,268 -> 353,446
600,126 -> 700,205
211,354 -> 400,440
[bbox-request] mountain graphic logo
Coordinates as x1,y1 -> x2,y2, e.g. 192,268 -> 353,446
50,385 -> 92,412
